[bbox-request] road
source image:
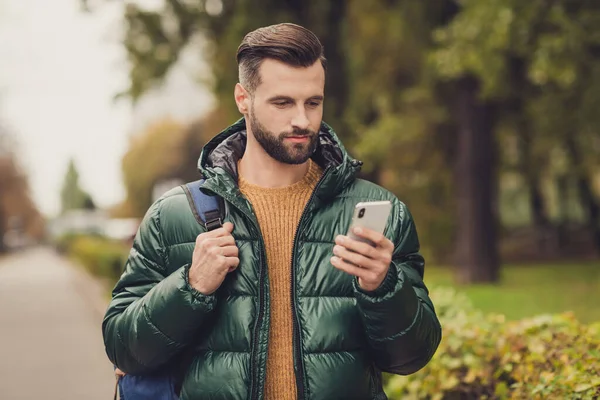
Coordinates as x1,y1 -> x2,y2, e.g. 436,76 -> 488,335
0,247 -> 116,400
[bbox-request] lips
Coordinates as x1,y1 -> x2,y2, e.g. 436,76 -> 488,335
286,136 -> 310,143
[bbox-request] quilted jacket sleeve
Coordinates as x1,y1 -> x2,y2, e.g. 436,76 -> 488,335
353,201 -> 442,375
102,198 -> 216,375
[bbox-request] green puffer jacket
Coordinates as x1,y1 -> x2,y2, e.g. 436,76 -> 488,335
103,119 -> 442,400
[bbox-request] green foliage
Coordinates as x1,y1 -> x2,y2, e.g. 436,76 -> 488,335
119,2 -> 205,101
53,232 -> 81,255
385,286 -> 600,399
430,0 -> 517,97
87,0 -> 600,270
429,1 -> 600,95
343,1 -> 457,262
60,159 -> 96,214
121,118 -> 187,217
64,234 -> 128,283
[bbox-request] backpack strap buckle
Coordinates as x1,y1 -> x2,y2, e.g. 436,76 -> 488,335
204,210 -> 223,231
183,179 -> 224,231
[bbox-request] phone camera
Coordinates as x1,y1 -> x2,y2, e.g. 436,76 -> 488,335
358,208 -> 365,218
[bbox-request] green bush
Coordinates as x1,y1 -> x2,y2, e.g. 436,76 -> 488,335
67,235 -> 129,283
385,287 -> 600,400
53,232 -> 82,255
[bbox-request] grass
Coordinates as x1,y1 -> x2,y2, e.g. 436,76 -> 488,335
425,260 -> 600,323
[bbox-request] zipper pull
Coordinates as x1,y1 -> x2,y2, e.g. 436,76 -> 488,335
350,159 -> 363,168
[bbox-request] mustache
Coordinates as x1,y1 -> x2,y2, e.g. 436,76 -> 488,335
282,129 -> 316,138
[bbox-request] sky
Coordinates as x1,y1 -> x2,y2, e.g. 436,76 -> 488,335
0,0 -> 214,217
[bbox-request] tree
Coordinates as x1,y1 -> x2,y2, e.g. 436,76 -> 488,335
350,0 -> 600,279
84,0 -> 502,280
120,117 -> 192,217
343,0 -> 457,262
0,125 -> 44,251
60,159 -> 96,214
84,0 -> 600,281
82,1 -> 353,137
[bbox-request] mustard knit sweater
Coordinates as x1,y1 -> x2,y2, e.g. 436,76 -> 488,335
238,159 -> 323,400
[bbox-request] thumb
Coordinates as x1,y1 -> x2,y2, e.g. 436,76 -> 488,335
223,222 -> 234,233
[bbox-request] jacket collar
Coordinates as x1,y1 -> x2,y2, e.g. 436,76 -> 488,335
197,118 -> 361,205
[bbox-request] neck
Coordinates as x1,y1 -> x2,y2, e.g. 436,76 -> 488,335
239,135 -> 310,188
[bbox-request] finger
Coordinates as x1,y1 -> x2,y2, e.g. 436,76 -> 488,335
330,256 -> 370,280
335,235 -> 378,260
225,256 -> 240,271
222,222 -> 234,233
201,235 -> 236,249
350,227 -> 388,248
213,235 -> 237,247
197,223 -> 234,239
220,245 -> 239,257
333,245 -> 377,270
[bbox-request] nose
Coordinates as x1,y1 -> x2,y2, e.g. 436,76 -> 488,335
291,109 -> 310,131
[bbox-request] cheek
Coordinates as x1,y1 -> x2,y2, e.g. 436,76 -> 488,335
308,107 -> 323,128
254,105 -> 288,130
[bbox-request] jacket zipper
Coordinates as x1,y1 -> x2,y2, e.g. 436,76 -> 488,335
289,167 -> 331,400
250,233 -> 267,400
206,188 -> 267,400
244,209 -> 267,400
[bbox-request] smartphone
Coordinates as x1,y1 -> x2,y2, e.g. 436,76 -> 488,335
347,201 -> 392,246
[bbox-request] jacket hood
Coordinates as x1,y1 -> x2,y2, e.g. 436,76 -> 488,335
197,118 -> 362,203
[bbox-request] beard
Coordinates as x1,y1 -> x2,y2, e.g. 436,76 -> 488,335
248,109 -> 319,165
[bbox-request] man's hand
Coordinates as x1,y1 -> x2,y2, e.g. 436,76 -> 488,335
331,227 -> 394,292
188,222 -> 239,295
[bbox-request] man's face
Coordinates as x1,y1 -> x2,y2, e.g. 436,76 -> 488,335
242,59 -> 325,165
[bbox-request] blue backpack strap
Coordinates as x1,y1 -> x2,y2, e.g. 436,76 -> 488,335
113,181 -> 221,400
183,179 -> 223,231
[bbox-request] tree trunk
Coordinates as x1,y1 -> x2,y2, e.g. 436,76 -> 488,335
577,176 -> 600,254
285,0 -> 310,25
555,175 -> 569,251
0,203 -> 6,254
517,125 -> 551,252
529,182 -> 548,230
321,0 -> 350,136
565,135 -> 600,254
454,77 -> 500,283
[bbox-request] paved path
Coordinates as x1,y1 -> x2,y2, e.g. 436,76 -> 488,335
0,247 -> 115,400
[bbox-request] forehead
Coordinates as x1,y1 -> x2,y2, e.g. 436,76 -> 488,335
255,58 -> 325,97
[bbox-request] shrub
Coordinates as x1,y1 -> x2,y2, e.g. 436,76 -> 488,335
67,235 -> 128,283
385,287 -> 600,399
53,232 -> 82,255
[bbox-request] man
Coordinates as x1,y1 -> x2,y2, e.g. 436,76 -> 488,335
103,23 -> 441,400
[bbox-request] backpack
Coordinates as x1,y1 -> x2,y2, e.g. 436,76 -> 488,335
114,179 -> 223,400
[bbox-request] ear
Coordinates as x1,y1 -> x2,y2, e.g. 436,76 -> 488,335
234,83 -> 251,114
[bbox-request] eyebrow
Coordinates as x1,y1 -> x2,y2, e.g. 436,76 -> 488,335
267,95 -> 324,102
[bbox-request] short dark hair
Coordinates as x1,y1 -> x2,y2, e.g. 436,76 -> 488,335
236,23 -> 327,93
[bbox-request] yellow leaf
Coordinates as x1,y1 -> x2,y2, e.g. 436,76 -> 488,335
540,371 -> 555,382
440,375 -> 459,390
574,383 -> 593,393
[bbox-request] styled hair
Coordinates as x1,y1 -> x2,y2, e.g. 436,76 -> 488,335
236,23 -> 327,93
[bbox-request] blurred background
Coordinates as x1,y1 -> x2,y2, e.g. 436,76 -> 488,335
0,0 -> 599,399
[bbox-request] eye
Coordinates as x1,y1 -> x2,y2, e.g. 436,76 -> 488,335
273,101 -> 291,108
307,101 -> 321,108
